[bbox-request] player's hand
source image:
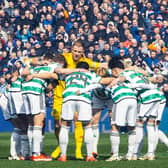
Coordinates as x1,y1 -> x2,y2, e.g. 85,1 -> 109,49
108,78 -> 119,88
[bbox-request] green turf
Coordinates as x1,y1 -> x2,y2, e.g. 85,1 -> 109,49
0,132 -> 168,168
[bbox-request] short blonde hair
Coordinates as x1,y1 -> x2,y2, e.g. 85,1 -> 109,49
122,58 -> 133,68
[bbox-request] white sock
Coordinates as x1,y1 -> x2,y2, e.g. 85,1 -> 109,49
127,130 -> 136,157
10,128 -> 21,157
147,122 -> 156,156
92,124 -> 99,154
158,130 -> 168,147
84,126 -> 93,157
20,134 -> 29,157
134,123 -> 144,157
32,126 -> 42,156
110,131 -> 120,157
27,125 -> 33,156
40,135 -> 44,153
153,125 -> 159,152
59,125 -> 70,156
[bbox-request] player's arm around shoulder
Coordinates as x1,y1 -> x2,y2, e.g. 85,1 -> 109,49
25,72 -> 58,81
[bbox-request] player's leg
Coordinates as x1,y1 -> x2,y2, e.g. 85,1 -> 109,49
91,95 -> 103,157
58,120 -> 70,162
132,120 -> 144,160
106,125 -> 120,161
133,103 -> 152,160
74,119 -> 84,159
27,93 -> 51,161
0,94 -> 20,159
145,102 -> 160,160
154,101 -> 166,151
9,118 -> 22,160
32,112 -> 45,156
78,101 -> 97,161
158,130 -> 168,148
58,100 -> 75,162
144,118 -> 156,160
22,94 -> 34,157
31,112 -> 52,161
16,114 -> 29,160
12,91 -> 29,160
4,93 -> 22,160
91,109 -> 101,157
126,99 -> 137,160
137,102 -> 159,160
50,99 -> 62,159
133,103 -> 149,160
106,102 -> 121,161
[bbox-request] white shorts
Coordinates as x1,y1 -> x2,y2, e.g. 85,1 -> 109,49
0,94 -> 17,120
62,100 -> 92,121
7,92 -> 25,115
156,101 -> 166,121
92,94 -> 113,111
22,93 -> 46,115
138,101 -> 160,119
111,98 -> 137,127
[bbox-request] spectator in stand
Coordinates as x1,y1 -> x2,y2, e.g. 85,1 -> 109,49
45,90 -> 53,108
57,41 -> 65,54
162,52 -> 168,72
0,75 -> 7,94
144,50 -> 161,71
0,25 -> 8,43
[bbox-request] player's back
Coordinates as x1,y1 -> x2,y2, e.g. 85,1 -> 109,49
63,71 -> 101,103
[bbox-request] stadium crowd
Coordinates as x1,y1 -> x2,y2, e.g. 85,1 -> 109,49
0,0 -> 168,162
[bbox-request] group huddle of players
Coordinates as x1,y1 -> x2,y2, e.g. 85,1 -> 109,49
0,40 -> 168,162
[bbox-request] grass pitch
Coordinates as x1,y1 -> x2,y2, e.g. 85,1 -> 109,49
0,132 -> 168,168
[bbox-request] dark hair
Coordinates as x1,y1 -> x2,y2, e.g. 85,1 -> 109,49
108,58 -> 124,69
76,61 -> 89,70
8,65 -> 18,74
44,52 -> 54,60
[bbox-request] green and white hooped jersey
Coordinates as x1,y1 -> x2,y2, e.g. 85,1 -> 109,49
22,66 -> 47,95
120,70 -> 150,84
22,63 -> 62,95
138,88 -> 161,104
106,85 -> 136,103
22,77 -> 47,95
8,77 -> 23,92
120,70 -> 160,104
63,71 -> 101,103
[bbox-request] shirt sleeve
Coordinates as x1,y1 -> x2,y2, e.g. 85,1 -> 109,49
124,83 -> 156,89
78,83 -> 102,94
85,58 -> 100,69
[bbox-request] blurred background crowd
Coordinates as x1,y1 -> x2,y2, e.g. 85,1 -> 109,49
0,0 -> 167,106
